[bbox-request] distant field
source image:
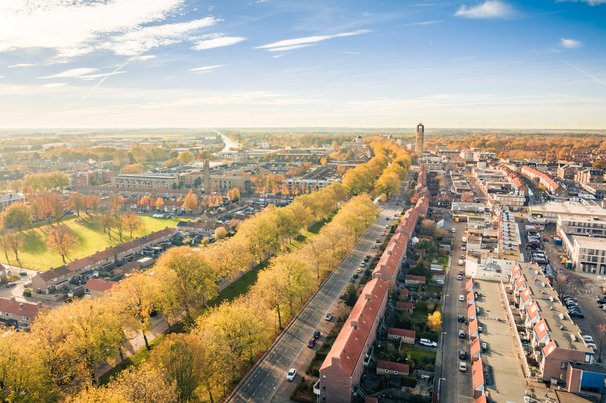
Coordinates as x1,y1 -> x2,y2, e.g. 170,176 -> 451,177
1,215 -> 181,271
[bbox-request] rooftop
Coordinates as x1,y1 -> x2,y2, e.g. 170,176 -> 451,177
529,201 -> 606,218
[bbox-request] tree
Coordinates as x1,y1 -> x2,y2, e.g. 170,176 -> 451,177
68,193 -> 87,218
84,195 -> 100,215
149,333 -> 207,402
177,151 -> 195,164
214,226 -> 228,240
121,212 -> 144,238
22,172 -> 70,194
427,311 -> 442,332
110,272 -> 159,351
182,190 -> 198,213
0,232 -> 11,263
155,247 -> 217,325
344,283 -> 358,307
120,163 -> 145,174
597,323 -> 606,363
3,202 -> 32,230
226,187 -> 241,202
155,197 -> 165,210
4,231 -> 24,264
46,225 -> 79,263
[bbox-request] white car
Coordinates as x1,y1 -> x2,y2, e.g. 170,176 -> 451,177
459,362 -> 467,372
587,342 -> 597,350
419,338 -> 438,347
459,294 -> 465,302
287,368 -> 296,382
583,335 -> 594,343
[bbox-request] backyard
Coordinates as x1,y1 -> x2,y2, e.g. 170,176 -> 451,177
1,215 -> 181,271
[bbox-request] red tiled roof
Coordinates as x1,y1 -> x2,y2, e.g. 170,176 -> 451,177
515,275 -> 526,289
405,274 -> 426,283
466,278 -> 474,291
0,297 -> 40,320
527,301 -> 540,321
469,319 -> 478,336
472,359 -> 484,389
377,360 -> 410,375
395,301 -> 414,311
85,278 -> 115,292
512,264 -> 521,277
470,336 -> 480,357
388,327 -> 416,339
399,287 -> 409,297
320,278 -> 389,377
543,340 -> 557,357
521,287 -> 532,303
467,291 -> 475,304
468,303 -> 477,319
534,318 -> 549,341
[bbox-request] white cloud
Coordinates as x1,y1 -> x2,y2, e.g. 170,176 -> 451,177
189,64 -> 224,73
79,71 -> 127,81
136,55 -> 157,61
193,34 -> 246,50
0,1 -> 217,60
43,83 -> 67,88
455,0 -> 514,19
560,38 -> 582,49
557,0 -> 606,5
38,68 -> 98,79
8,63 -> 38,68
0,76 -> 4,79
256,29 -> 370,52
99,18 -> 218,56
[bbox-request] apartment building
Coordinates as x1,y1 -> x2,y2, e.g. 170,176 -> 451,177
529,201 -> 606,224
0,193 -> 24,211
318,278 -> 389,403
510,264 -> 594,384
521,166 -> 567,197
557,214 -> 606,238
115,173 -> 179,190
559,234 -> 606,276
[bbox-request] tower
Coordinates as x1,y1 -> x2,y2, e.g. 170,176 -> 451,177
416,123 -> 425,155
203,159 -> 212,193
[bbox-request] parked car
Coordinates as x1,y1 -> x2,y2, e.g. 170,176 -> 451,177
359,261 -> 366,267
364,255 -> 371,262
458,330 -> 466,338
459,362 -> 467,372
313,330 -> 321,340
352,274 -> 359,280
420,338 -> 438,347
287,368 -> 296,382
307,338 -> 316,348
458,260 -> 464,266
457,315 -> 465,323
19,271 -> 27,276
458,294 -> 465,302
457,274 -> 463,281
459,350 -> 467,360
587,342 -> 597,350
325,313 -> 333,321
583,335 -> 594,343
481,342 -> 488,352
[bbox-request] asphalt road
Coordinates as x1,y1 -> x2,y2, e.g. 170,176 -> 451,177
228,199 -> 405,403
439,220 -> 472,403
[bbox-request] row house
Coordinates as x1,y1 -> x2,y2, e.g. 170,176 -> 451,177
0,297 -> 42,327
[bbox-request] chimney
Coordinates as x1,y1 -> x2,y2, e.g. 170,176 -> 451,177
331,356 -> 340,367
19,303 -> 24,309
351,320 -> 358,330
365,293 -> 372,301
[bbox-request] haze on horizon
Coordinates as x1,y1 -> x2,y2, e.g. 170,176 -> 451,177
0,0 -> 605,130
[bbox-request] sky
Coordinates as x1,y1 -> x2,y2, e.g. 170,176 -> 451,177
0,0 -> 605,129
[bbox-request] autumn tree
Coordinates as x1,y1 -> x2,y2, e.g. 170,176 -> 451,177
182,190 -> 198,213
155,247 -> 217,325
68,193 -> 87,218
31,192 -> 65,223
120,163 -> 145,174
121,212 -> 144,238
214,226 -> 228,240
155,197 -> 165,210
4,231 -> 24,264
427,311 -> 442,332
22,172 -> 70,194
110,272 -> 159,350
46,225 -> 79,263
3,202 -> 32,230
177,151 -> 195,164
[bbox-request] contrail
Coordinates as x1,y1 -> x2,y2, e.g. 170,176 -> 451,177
559,59 -> 606,88
66,50 -> 148,109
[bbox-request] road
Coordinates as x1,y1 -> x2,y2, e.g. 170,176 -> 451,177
439,220 -> 472,403
228,199 -> 405,402
214,129 -> 241,153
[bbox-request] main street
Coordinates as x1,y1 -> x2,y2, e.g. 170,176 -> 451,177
228,195 -> 406,402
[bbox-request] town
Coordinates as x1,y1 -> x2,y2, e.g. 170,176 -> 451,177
1,125 -> 606,403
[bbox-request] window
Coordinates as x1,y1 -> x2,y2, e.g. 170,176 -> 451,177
560,361 -> 568,370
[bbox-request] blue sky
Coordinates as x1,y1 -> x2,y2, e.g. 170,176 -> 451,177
0,0 -> 605,129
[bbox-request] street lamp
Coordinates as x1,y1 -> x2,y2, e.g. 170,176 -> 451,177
437,377 -> 446,402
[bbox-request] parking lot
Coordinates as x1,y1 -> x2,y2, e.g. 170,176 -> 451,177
475,280 -> 527,402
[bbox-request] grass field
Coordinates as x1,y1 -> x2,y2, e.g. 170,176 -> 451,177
1,215 -> 181,271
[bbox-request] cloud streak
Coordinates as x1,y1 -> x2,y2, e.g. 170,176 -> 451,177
38,68 -> 98,79
256,29 -> 370,52
189,64 -> 225,73
193,34 -> 246,50
455,0 -> 514,19
560,59 -> 606,87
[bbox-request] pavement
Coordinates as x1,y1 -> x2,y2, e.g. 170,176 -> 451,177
0,264 -> 38,300
438,220 -> 472,403
227,196 -> 407,403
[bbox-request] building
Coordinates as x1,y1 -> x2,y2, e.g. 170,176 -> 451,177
416,123 -> 425,155
559,234 -> 606,276
318,278 -> 389,403
509,263 -> 594,384
376,361 -> 410,376
529,201 -> 606,224
0,297 -> 41,327
84,278 -> 115,298
575,169 -> 603,185
386,327 -> 416,344
557,214 -> 606,238
564,362 -> 606,396
557,164 -> 582,180
521,166 -> 567,197
115,173 -> 179,190
0,193 -> 24,211
208,173 -> 252,194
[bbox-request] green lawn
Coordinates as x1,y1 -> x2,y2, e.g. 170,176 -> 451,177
1,215 -> 181,271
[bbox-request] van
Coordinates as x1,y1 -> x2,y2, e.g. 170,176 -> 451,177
458,259 -> 464,266
451,227 -> 456,233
